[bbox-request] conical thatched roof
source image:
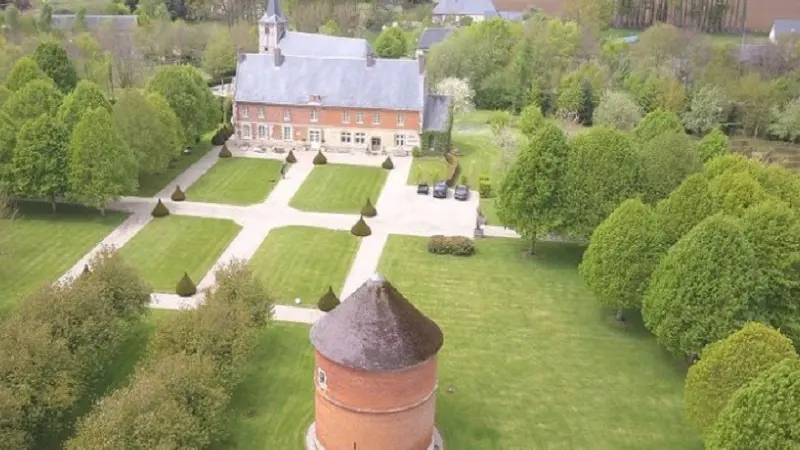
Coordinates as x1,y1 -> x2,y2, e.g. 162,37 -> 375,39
310,274 -> 444,372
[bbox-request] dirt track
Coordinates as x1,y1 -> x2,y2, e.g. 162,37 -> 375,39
493,0 -> 800,32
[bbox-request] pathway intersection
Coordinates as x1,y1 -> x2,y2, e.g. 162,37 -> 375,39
59,145 -> 520,324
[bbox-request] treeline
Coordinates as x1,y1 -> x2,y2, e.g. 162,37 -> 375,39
65,260 -> 273,449
613,0 -> 748,33
0,41 -> 220,213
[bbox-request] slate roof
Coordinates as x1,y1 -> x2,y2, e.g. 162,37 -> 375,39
772,19 -> 800,37
432,0 -> 497,16
260,0 -> 287,23
423,94 -> 451,132
417,27 -> 454,51
235,53 -> 424,111
50,14 -> 138,30
278,32 -> 372,58
498,10 -> 524,20
310,274 -> 444,372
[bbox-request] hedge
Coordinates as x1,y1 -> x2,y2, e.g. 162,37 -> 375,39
361,198 -> 377,217
218,144 -> 232,158
317,286 -> 340,312
151,199 -> 170,218
285,150 -> 297,163
176,272 -> 197,297
351,216 -> 371,237
427,235 -> 475,256
382,156 -> 394,170
478,175 -> 492,198
210,123 -> 234,146
313,150 -> 327,165
170,185 -> 186,202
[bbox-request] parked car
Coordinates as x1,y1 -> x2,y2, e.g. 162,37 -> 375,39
417,182 -> 430,195
433,181 -> 448,199
454,185 -> 470,201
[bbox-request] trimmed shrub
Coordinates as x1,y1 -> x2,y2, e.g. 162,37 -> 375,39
445,160 -> 461,188
361,198 -> 377,217
218,143 -> 232,158
285,150 -> 297,163
317,286 -> 340,312
313,150 -> 327,165
478,175 -> 492,197
81,263 -> 91,277
170,185 -> 186,201
427,235 -> 475,256
151,199 -> 170,218
351,216 -> 371,237
382,156 -> 394,170
175,272 -> 197,297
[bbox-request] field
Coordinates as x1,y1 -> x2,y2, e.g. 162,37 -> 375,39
118,216 -> 241,292
377,235 -> 701,450
289,164 -> 388,213
247,226 -> 360,305
0,202 -> 127,314
186,158 -> 283,205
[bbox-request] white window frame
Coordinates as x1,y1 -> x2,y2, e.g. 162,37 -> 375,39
372,112 -> 381,125
242,123 -> 251,139
394,133 -> 406,147
356,112 -> 364,124
309,129 -> 321,142
317,367 -> 327,390
311,109 -> 319,123
283,109 -> 291,122
257,124 -> 267,139
354,132 -> 366,145
241,106 -> 249,119
342,110 -> 350,123
340,131 -> 352,144
258,107 -> 265,119
396,113 -> 404,126
282,125 -> 292,141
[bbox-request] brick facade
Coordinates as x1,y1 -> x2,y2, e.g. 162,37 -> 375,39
313,352 -> 438,450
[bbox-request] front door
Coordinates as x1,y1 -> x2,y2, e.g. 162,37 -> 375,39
370,137 -> 381,152
309,129 -> 322,149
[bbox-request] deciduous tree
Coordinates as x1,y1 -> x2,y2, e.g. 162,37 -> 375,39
655,173 -> 716,245
113,89 -> 178,175
8,116 -> 69,211
57,80 -> 112,134
146,92 -> 183,159
2,79 -> 63,123
517,103 -> 545,137
147,65 -> 218,146
202,27 -> 236,80
33,42 -> 78,93
592,90 -> 642,131
5,56 -> 47,92
634,108 -> 683,142
434,77 -> 474,114
696,128 -> 729,162
374,26 -> 408,58
638,131 -> 702,204
768,97 -> 800,142
683,85 -> 728,136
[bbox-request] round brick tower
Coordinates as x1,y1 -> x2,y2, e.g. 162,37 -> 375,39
306,274 -> 445,450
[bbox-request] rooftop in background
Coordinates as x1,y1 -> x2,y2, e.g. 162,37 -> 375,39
423,95 -> 452,132
277,32 -> 372,58
770,18 -> 800,42
50,14 -> 138,31
432,0 -> 498,16
417,27 -> 455,51
310,274 -> 444,372
616,35 -> 640,44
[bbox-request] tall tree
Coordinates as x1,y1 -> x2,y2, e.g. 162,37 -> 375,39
638,131 -> 703,204
593,90 -> 643,131
517,103 -> 545,137
113,89 -> 179,175
634,108 -> 683,142
146,92 -> 183,159
655,173 -> 716,245
507,36 -> 534,112
577,79 -> 594,125
68,108 -> 138,214
685,322 -> 796,439
8,116 -> 69,212
33,42 -> 78,93
57,80 -> 112,134
2,79 -> 63,124
696,128 -> 730,162
579,198 -> 667,321
643,214 -> 761,357
5,57 -> 48,92
374,26 -> 408,59
682,84 -> 728,136
201,27 -> 236,80
497,122 -> 569,253
147,65 -> 218,146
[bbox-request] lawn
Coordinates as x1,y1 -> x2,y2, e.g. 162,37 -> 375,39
186,158 -> 283,205
118,216 -> 241,292
248,226 -> 360,306
408,133 -> 502,185
215,322 -> 314,449
136,134 -> 214,197
377,236 -> 701,450
479,197 -> 502,226
0,202 -> 127,314
289,164 -> 388,213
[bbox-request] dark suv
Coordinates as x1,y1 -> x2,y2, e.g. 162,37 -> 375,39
432,181 -> 448,199
454,185 -> 470,201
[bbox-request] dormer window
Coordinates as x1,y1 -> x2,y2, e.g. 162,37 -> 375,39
309,94 -> 322,103
317,367 -> 327,390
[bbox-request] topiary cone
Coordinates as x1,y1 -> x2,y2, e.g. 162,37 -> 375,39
381,156 -> 394,170
218,143 -> 232,158
317,285 -> 341,312
360,197 -> 377,217
285,150 -> 297,164
170,185 -> 186,201
350,215 -> 372,237
151,198 -> 170,218
176,272 -> 197,297
80,264 -> 91,277
313,150 -> 327,165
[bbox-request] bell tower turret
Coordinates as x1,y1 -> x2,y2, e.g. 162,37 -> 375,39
258,0 -> 288,53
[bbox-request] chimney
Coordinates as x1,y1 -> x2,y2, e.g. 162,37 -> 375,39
273,47 -> 283,67
366,52 -> 375,67
418,52 -> 426,74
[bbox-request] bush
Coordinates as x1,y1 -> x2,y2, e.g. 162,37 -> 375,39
478,175 -> 492,197
382,156 -> 394,169
176,272 -> 197,297
170,185 -> 186,201
151,199 -> 170,217
285,150 -> 297,163
361,198 -> 377,217
218,143 -> 232,158
412,146 -> 422,157
210,123 -> 233,145
317,286 -> 340,312
427,235 -> 475,256
313,150 -> 327,165
445,160 -> 461,188
80,263 -> 91,277
350,216 -> 371,237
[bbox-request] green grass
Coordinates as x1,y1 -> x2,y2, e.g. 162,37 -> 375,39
118,216 -> 241,292
248,226 -> 360,306
0,202 -> 127,314
479,197 -> 503,226
408,133 -> 502,185
136,136 -> 214,197
215,322 -> 314,449
378,236 -> 701,450
289,164 -> 388,213
186,158 -> 283,205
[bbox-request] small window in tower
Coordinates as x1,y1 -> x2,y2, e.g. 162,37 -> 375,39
317,367 -> 328,389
